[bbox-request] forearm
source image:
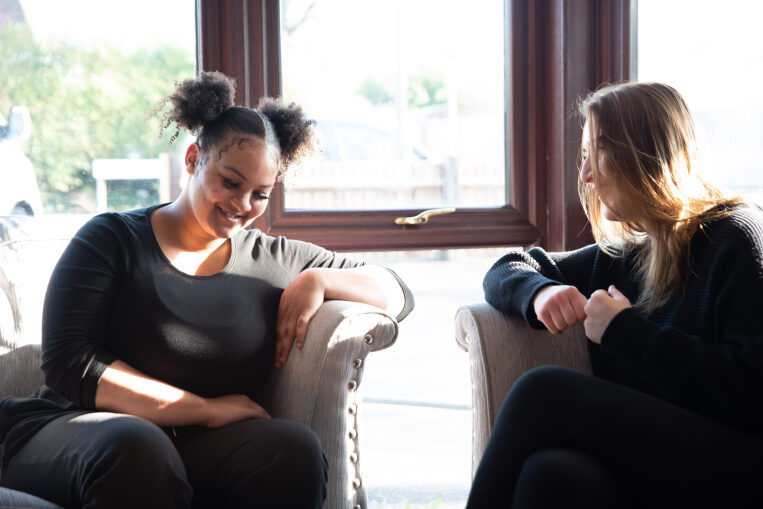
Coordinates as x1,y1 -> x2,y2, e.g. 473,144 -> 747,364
95,360 -> 210,427
309,265 -> 406,318
483,249 -> 560,314
484,245 -> 601,322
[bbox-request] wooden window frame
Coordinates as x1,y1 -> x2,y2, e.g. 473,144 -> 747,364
197,0 -> 631,252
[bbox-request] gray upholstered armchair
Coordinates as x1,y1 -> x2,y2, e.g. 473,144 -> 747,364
455,302 -> 593,476
0,216 -> 398,509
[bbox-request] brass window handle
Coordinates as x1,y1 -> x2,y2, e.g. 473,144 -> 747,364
394,208 -> 456,225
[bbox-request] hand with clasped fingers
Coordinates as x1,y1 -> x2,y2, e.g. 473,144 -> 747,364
583,285 -> 631,343
533,284 -> 632,342
532,284 -> 588,335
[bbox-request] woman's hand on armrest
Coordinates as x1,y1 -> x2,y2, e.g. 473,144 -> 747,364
95,360 -> 270,427
274,265 -> 405,368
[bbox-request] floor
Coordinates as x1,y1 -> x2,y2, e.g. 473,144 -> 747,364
352,249 -> 504,508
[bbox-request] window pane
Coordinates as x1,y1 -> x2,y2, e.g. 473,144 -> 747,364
0,0 -> 195,219
637,0 -> 763,205
279,0 -> 506,210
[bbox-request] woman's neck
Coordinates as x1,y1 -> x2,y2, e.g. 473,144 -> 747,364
151,201 -> 231,275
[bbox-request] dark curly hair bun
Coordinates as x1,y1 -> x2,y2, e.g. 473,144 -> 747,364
160,71 -> 236,140
257,97 -> 316,169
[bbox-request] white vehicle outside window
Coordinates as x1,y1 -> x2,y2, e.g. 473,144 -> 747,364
0,106 -> 43,216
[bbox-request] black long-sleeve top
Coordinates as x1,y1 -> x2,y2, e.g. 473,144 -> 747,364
483,205 -> 763,434
0,204 -> 414,466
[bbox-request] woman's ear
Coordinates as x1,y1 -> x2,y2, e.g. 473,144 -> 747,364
185,143 -> 200,175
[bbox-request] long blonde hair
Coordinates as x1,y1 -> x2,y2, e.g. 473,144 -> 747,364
578,82 -> 742,311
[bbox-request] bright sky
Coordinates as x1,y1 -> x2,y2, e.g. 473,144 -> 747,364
19,0 -> 196,53
638,0 -> 763,108
638,0 -> 763,192
280,0 -> 504,124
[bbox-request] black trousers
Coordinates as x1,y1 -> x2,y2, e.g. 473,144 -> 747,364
465,366 -> 763,509
0,413 -> 327,509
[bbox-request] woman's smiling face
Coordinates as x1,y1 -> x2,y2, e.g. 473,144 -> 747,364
186,134 -> 278,240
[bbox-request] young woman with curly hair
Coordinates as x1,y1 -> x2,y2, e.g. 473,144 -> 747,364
0,71 -> 413,509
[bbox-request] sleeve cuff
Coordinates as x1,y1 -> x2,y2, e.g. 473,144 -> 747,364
80,352 -> 117,409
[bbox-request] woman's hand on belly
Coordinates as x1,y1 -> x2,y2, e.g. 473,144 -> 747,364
202,394 -> 271,427
96,360 -> 270,427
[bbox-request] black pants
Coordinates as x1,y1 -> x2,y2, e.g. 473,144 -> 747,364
0,413 -> 327,509
465,366 -> 763,509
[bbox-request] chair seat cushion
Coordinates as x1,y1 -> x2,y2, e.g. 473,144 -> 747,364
0,486 -> 63,508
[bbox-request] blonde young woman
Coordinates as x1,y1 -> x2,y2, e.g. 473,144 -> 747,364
466,82 -> 763,508
0,72 -> 413,509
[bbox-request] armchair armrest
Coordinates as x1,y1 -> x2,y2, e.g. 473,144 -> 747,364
455,302 -> 591,475
260,300 -> 399,509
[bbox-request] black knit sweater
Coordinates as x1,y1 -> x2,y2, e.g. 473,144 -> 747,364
483,205 -> 763,434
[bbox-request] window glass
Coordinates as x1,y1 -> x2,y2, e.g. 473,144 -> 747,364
279,0 -> 506,210
637,0 -> 763,205
0,0 -> 195,221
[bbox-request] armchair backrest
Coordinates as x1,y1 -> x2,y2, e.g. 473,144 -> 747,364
0,216 -> 71,399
